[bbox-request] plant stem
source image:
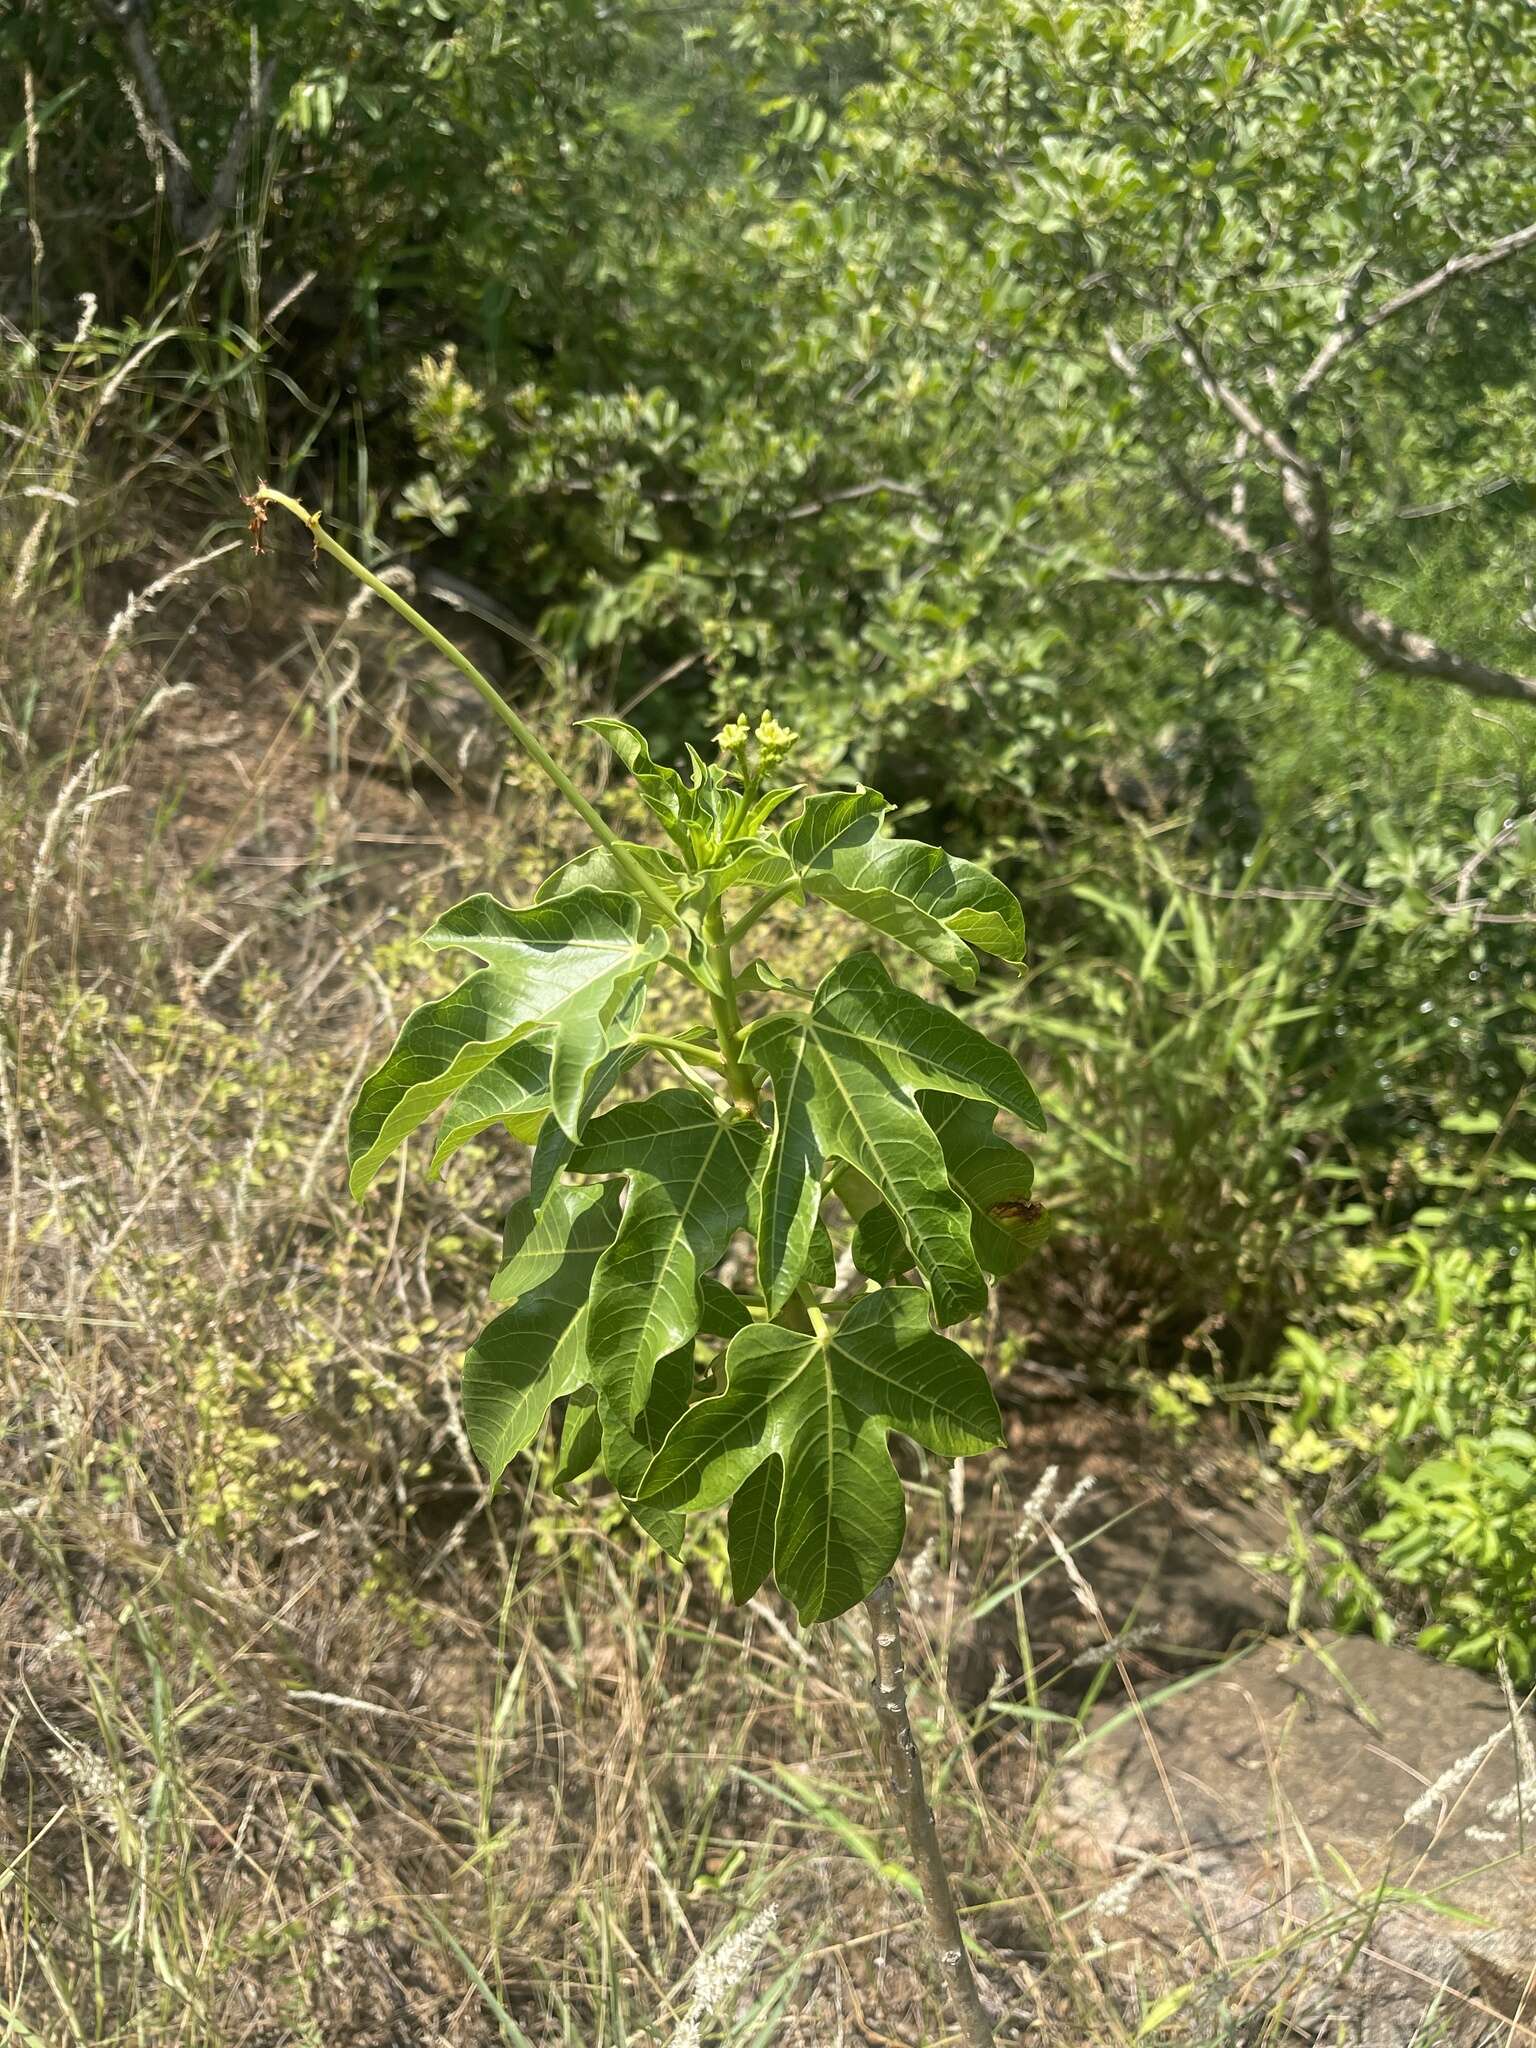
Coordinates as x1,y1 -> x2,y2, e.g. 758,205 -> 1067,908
723,880 -> 794,948
633,1032 -> 729,1072
249,485 -> 680,931
864,1575 -> 996,2048
701,899 -> 758,1116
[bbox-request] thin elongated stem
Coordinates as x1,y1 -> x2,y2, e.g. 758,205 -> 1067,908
248,486 -> 682,932
701,899 -> 758,1116
723,880 -> 795,948
864,1575 -> 996,2048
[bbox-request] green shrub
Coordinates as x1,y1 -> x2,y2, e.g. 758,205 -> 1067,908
1272,1222 -> 1536,1677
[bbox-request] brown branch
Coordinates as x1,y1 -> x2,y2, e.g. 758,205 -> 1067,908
98,0 -> 195,237
1172,320 -> 1314,479
784,478 -> 930,521
1330,601 -> 1536,706
1292,219 -> 1536,408
1104,330 -> 1312,616
1080,565 -> 1264,595
1100,327 -> 1536,708
192,55 -> 278,241
95,0 -> 275,243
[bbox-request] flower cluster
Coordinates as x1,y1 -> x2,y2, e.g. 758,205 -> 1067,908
715,708 -> 800,775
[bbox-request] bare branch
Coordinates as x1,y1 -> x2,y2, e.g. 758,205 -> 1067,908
1172,321 -> 1313,479
1331,600 -> 1536,707
98,0 -> 194,237
1293,219 -> 1536,408
1099,327 -> 1536,710
95,1 -> 275,243
191,55 -> 278,242
784,477 -> 929,521
1170,320 -> 1343,611
1104,329 -> 1312,615
1080,565 -> 1264,595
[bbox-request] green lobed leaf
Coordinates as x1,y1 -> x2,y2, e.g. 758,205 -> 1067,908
804,1216 -> 838,1290
581,717 -> 696,845
854,1093 -> 1044,1284
513,1031 -> 651,1214
727,1459 -> 781,1603
348,886 -> 664,1195
466,1180 -> 688,1551
461,1181 -> 622,1484
535,841 -> 687,927
923,1094 -> 1046,1275
426,1039 -> 551,1178
850,1203 -> 915,1287
641,1288 -> 1003,1622
554,1387 -> 603,1488
744,952 -> 1041,1321
777,791 -> 1027,986
591,1338 -> 692,1556
700,1278 -> 754,1339
568,1091 -> 766,1419
430,986 -> 648,1180
809,954 -> 1044,1129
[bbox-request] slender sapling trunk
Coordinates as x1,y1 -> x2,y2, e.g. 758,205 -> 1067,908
864,1574 -> 997,2048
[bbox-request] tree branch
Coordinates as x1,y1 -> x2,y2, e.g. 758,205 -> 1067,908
1292,219 -> 1536,408
192,55 -> 278,241
1330,600 -> 1536,707
784,477 -> 930,521
95,0 -> 274,243
1079,564 -> 1264,595
1100,327 -> 1536,709
98,0 -> 195,237
1172,320 -> 1314,480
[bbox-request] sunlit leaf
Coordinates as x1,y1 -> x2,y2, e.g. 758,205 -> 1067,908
462,1181 -> 621,1483
641,1288 -> 1002,1620
778,791 -> 1027,986
569,1091 -> 766,1417
854,1093 -> 1044,1282
347,887 -> 666,1193
745,952 -> 1040,1320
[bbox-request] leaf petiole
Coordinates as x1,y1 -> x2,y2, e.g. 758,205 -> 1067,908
724,883 -> 795,948
702,899 -> 760,1117
633,1032 -> 729,1073
248,485 -> 681,932
796,1287 -> 830,1340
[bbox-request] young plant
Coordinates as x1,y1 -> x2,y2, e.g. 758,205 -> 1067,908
250,484 -> 1046,2046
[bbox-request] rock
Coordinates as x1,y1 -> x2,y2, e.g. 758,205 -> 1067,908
1024,1632 -> 1536,2044
946,1399 -> 1298,1710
